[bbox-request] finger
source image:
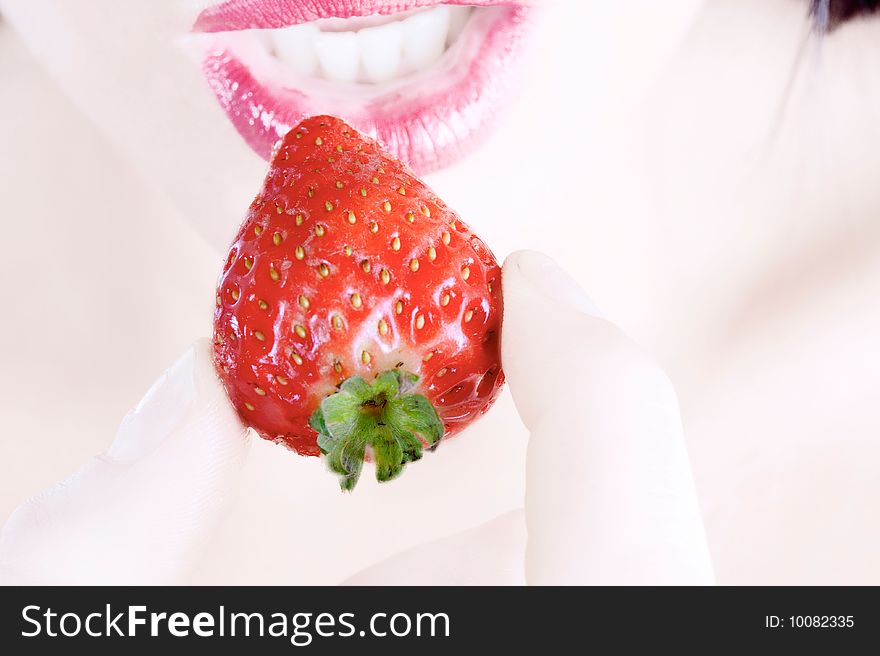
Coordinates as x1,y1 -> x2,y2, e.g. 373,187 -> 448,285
341,510 -> 526,586
0,338 -> 250,584
502,250 -> 714,585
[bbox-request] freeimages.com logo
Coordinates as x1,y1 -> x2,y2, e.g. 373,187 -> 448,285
21,605 -> 450,646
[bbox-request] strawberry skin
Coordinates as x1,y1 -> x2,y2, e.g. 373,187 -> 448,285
212,116 -> 504,488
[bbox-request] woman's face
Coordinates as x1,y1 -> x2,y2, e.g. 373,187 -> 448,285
2,0 -> 879,325
0,0 -> 706,253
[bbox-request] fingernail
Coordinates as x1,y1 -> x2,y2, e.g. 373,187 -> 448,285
512,250 -> 603,317
105,345 -> 198,464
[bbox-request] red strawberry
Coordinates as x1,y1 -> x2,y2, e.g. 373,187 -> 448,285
213,116 -> 504,490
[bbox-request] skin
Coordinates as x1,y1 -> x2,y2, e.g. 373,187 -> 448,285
0,252 -> 714,585
1,0 -> 879,583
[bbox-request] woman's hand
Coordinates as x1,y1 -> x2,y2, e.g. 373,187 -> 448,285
0,251 -> 713,585
346,251 -> 715,585
0,340 -> 250,584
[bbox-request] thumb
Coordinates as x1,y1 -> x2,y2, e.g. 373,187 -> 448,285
0,338 -> 250,584
502,250 -> 714,585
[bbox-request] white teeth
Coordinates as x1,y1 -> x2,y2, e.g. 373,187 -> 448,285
266,5 -> 469,84
270,23 -> 319,77
447,6 -> 473,46
249,29 -> 273,51
358,21 -> 403,84
315,10 -> 420,33
315,30 -> 360,83
401,6 -> 451,75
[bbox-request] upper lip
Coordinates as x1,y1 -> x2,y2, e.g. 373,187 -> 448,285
193,0 -> 530,32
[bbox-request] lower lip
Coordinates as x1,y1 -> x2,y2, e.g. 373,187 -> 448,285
198,6 -> 531,174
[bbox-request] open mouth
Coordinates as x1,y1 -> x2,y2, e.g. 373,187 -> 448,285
191,1 -> 533,174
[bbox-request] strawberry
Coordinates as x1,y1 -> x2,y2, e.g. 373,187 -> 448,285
213,116 -> 504,490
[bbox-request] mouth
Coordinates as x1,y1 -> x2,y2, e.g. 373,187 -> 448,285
191,1 -> 534,174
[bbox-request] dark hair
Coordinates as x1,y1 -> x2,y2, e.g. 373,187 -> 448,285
812,0 -> 880,32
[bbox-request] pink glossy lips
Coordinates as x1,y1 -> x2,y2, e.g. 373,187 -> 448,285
192,1 -> 533,173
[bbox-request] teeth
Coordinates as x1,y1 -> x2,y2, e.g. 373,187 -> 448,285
358,21 -> 403,84
270,23 -> 319,76
401,6 -> 451,74
447,6 -> 473,46
315,10 -> 420,33
315,30 -> 360,83
249,28 -> 273,51
266,5 -> 468,85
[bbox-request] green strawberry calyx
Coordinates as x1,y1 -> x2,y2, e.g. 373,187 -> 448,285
309,370 -> 444,491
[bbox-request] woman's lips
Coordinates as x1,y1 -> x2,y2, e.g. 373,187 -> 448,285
192,1 -> 533,173
193,0 -> 529,32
